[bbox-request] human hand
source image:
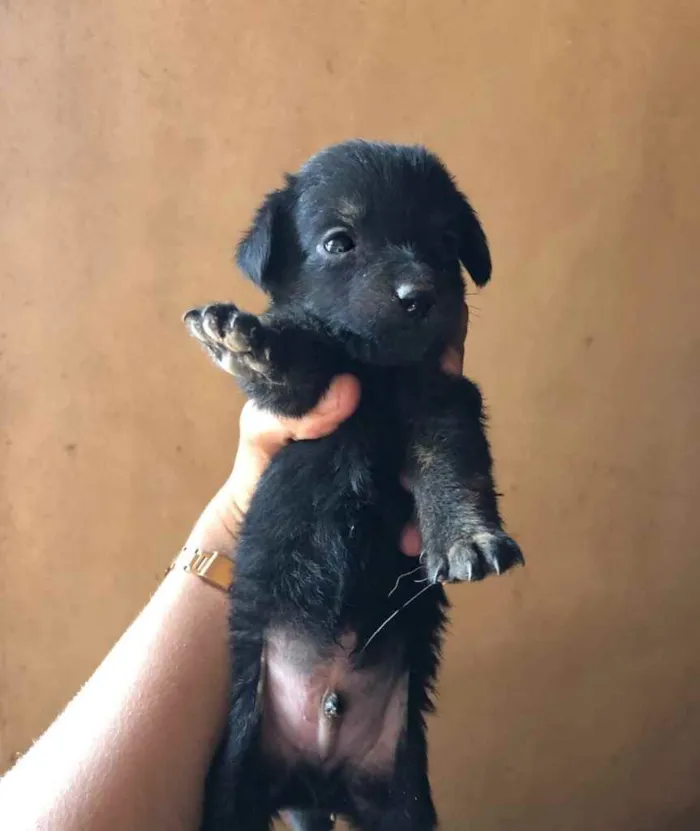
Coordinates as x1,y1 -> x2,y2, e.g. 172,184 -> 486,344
184,374 -> 361,554
186,305 -> 467,557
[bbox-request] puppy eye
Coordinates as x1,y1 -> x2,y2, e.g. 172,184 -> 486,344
323,232 -> 355,255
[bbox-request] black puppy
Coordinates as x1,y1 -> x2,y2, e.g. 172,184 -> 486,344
185,140 -> 523,831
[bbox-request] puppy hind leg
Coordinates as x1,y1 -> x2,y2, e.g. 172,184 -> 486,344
201,636 -> 268,830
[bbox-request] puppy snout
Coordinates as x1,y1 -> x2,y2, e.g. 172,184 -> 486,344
395,282 -> 436,319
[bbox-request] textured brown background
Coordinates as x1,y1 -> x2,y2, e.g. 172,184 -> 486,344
2,1 -> 700,828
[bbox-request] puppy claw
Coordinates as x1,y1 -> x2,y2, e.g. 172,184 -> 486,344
183,308 -> 205,340
201,308 -> 225,341
437,530 -> 523,583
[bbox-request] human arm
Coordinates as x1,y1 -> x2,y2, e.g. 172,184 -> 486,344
0,376 -> 360,831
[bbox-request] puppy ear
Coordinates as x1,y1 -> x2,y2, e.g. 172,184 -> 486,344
455,192 -> 492,286
236,178 -> 295,291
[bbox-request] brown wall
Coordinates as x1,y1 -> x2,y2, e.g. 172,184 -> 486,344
2,1 -> 699,828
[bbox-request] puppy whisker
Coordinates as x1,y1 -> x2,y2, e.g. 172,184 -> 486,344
388,565 -> 424,597
362,582 -> 436,653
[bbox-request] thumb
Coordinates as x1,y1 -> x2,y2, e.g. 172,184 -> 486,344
288,375 -> 361,441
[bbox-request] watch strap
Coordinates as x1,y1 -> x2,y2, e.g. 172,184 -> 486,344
167,548 -> 235,591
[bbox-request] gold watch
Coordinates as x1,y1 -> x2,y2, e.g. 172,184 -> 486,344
167,548 -> 235,592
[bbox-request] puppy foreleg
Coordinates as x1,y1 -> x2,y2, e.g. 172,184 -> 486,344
184,303 -> 341,416
403,373 -> 524,584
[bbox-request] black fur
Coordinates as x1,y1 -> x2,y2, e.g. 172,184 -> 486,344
184,140 -> 523,830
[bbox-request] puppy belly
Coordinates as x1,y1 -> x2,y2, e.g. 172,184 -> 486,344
259,629 -> 407,774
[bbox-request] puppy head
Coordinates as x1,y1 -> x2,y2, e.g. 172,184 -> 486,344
237,140 -> 491,364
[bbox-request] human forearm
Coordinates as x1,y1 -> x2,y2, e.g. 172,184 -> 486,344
0,562 -> 230,831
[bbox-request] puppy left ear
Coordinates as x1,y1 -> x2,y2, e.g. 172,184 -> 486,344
455,192 -> 492,287
236,177 -> 296,292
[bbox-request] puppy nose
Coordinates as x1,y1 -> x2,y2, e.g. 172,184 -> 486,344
395,283 -> 436,319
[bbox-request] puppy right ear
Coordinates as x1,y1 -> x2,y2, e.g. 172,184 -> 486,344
236,178 -> 295,291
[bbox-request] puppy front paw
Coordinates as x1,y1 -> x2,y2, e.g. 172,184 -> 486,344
424,524 -> 524,584
446,529 -> 523,583
184,303 -> 276,381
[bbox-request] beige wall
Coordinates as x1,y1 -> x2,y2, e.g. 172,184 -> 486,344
2,1 -> 700,828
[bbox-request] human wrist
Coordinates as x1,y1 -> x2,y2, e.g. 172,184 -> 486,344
185,485 -> 245,556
